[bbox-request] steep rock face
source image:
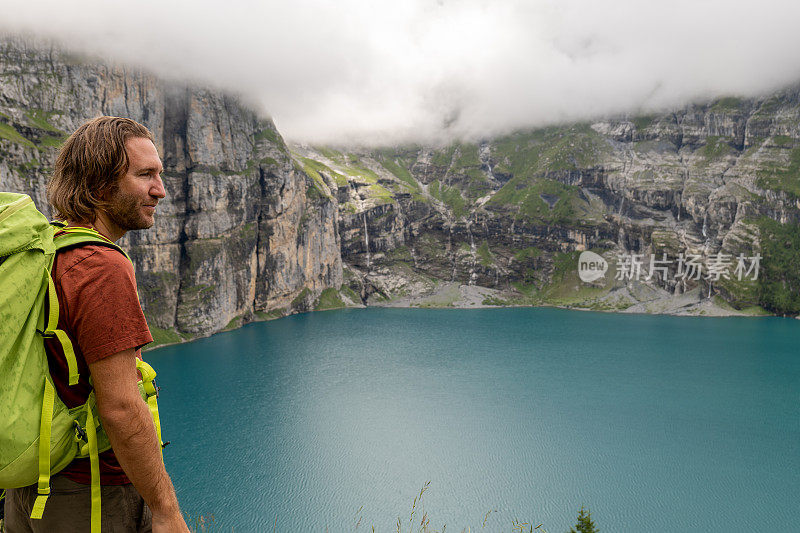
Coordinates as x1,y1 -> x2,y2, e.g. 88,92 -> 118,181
0,37 -> 342,339
295,93 -> 800,314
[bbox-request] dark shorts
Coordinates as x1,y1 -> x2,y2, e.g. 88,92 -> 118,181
3,474 -> 152,533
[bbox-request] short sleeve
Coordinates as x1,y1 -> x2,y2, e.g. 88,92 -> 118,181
59,246 -> 154,364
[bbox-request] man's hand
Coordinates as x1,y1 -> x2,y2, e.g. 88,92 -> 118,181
89,348 -> 190,532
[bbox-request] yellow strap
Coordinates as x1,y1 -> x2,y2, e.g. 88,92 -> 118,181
42,267 -> 79,386
147,394 -> 164,462
85,403 -> 102,533
44,268 -> 58,332
60,226 -> 113,244
53,330 -> 79,386
136,359 -> 164,462
30,379 -> 55,520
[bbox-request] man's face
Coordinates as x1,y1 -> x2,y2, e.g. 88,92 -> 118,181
104,137 -> 166,233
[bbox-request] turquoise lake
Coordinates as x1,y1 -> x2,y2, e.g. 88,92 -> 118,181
148,308 -> 799,532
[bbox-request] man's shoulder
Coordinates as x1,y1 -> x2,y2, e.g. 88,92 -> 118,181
55,243 -> 132,280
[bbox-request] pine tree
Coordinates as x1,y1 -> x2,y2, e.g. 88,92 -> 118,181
568,505 -> 598,533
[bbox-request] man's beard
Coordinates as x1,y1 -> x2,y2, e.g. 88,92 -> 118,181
106,189 -> 154,231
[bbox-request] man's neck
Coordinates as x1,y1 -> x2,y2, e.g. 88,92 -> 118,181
67,213 -> 125,242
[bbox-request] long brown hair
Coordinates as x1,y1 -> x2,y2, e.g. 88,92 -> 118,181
47,116 -> 154,222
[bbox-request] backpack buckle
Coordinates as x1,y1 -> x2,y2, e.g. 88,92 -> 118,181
73,420 -> 88,443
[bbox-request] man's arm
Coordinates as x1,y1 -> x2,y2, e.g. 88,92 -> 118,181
89,348 -> 189,533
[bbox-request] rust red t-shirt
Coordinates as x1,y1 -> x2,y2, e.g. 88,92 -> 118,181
44,238 -> 154,485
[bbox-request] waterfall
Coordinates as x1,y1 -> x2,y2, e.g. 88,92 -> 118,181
467,222 -> 477,286
363,212 -> 371,269
478,142 -> 499,185
449,228 -> 457,281
702,213 -> 708,238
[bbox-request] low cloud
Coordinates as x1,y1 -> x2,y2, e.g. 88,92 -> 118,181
2,0 -> 800,146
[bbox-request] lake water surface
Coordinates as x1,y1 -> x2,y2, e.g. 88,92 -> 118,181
148,308 -> 799,532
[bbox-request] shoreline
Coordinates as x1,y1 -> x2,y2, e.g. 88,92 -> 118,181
371,282 -> 771,318
145,283 -> 788,353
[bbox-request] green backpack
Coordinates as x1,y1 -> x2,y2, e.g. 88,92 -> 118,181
0,192 -> 164,532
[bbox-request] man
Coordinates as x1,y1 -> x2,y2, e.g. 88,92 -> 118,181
3,117 -> 190,533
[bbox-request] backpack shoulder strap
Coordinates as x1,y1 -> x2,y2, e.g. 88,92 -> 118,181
52,225 -> 131,263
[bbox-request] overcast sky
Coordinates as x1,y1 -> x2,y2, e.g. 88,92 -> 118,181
2,0 -> 800,146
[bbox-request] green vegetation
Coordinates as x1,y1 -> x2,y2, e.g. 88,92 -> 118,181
24,109 -> 63,133
315,146 -> 344,162
569,505 -> 598,533
754,95 -> 787,116
476,240 -> 493,266
11,158 -> 42,176
314,288 -> 346,310
385,244 -> 414,263
632,114 -> 656,131
377,155 -> 421,194
698,136 -> 736,161
756,147 -> 800,198
180,282 -> 215,302
223,315 -> 243,330
451,143 -> 481,169
505,249 -> 621,310
254,126 -> 284,147
431,144 -> 456,167
236,222 -> 257,241
491,124 -> 611,176
149,326 -> 183,347
513,246 -> 542,262
756,217 -> 800,314
711,96 -> 744,113
306,184 -> 325,199
649,230 -> 682,254
295,157 -> 333,199
339,284 -> 361,303
348,163 -> 381,182
256,308 -> 287,320
0,121 -> 35,148
489,178 -> 581,224
300,156 -> 346,187
291,287 -> 311,309
428,179 -> 467,217
38,134 -> 67,149
186,239 -> 224,274
369,182 -> 395,203
482,295 -> 510,306
716,275 -> 759,310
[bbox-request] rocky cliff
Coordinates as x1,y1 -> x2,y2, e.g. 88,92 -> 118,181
294,95 -> 800,316
2,37 -> 799,348
0,37 -> 342,344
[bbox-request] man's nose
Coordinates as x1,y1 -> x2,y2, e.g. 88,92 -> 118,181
151,174 -> 166,199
